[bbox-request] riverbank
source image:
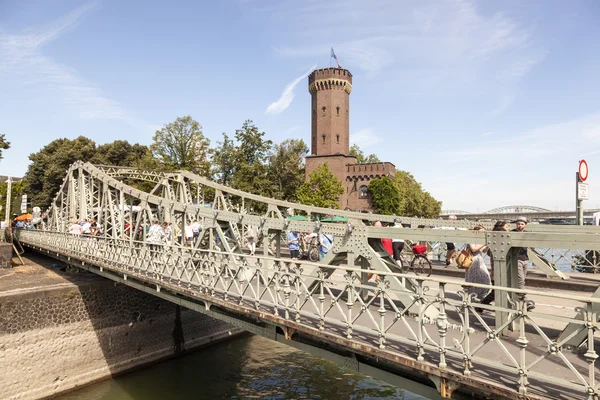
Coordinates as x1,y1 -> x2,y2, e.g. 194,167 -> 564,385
0,253 -> 241,400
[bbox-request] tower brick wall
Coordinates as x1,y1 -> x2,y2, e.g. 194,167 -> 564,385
306,66 -> 395,212
308,68 -> 352,156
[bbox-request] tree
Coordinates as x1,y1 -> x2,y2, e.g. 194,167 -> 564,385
0,179 -> 26,220
25,136 -> 97,210
367,176 -> 400,215
267,139 -> 308,201
211,133 -> 237,186
92,140 -> 151,167
296,163 -> 344,209
395,170 -> 441,218
0,134 -> 10,161
230,120 -> 272,195
151,116 -> 211,176
349,144 -> 380,164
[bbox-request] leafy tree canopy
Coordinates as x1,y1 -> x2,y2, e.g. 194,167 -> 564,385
229,120 -> 273,196
0,179 -> 26,221
92,140 -> 151,167
296,163 -> 344,209
151,115 -> 211,176
350,144 -> 380,164
395,170 -> 441,218
0,134 -> 10,161
367,176 -> 401,215
267,139 -> 308,202
25,136 -> 97,210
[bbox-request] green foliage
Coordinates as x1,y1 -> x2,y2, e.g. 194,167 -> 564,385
151,116 -> 211,176
24,137 -> 155,210
92,140 -> 151,167
211,133 -> 237,186
395,170 -> 441,218
25,136 -> 97,210
296,163 -> 344,209
0,179 -> 26,220
0,134 -> 10,161
211,120 -> 273,197
367,176 -> 400,215
267,139 -> 308,201
349,144 -> 380,163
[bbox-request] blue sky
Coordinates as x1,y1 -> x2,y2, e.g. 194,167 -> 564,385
1,0 -> 599,212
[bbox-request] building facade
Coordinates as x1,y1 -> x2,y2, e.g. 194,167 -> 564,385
305,67 -> 395,211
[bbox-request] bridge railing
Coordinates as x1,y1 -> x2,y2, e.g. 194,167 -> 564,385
16,229 -> 600,399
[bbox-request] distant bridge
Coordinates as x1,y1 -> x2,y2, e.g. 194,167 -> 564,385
13,162 -> 600,400
441,205 -> 600,221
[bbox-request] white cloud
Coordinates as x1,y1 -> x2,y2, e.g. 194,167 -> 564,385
0,1 -> 149,128
350,128 -> 382,149
265,65 -> 316,115
247,0 -> 543,115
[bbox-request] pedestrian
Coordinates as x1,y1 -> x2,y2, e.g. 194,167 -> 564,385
512,216 -> 533,310
445,215 -> 458,266
184,220 -> 194,246
465,225 -> 491,307
318,232 -> 333,261
373,221 -> 393,256
391,221 -> 405,266
287,230 -> 301,259
89,218 -> 99,236
147,220 -> 166,247
246,225 -> 257,256
191,220 -> 202,243
69,220 -> 83,235
479,220 -> 510,307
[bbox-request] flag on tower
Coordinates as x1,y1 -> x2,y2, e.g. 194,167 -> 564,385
330,47 -> 342,68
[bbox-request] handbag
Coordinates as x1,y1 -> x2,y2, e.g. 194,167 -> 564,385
456,246 -> 473,268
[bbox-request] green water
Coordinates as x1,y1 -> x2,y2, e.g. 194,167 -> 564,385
56,335 -> 430,400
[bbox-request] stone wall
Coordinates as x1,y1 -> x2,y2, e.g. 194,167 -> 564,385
0,243 -> 11,269
0,281 -> 239,400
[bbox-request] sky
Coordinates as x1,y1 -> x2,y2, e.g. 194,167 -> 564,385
1,0 -> 599,212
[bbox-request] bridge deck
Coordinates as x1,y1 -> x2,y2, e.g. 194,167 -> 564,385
17,230 -> 600,400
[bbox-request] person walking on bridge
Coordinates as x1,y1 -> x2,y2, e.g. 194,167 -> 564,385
512,216 -> 533,310
287,230 -> 301,260
465,225 -> 491,306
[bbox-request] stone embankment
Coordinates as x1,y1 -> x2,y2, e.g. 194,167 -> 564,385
0,254 -> 241,400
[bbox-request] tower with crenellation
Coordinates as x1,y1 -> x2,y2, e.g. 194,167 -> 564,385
305,67 -> 396,211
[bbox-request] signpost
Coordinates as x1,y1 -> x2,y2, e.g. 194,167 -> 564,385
576,160 -> 589,225
20,194 -> 27,214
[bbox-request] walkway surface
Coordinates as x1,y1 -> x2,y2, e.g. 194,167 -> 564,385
0,253 -> 105,295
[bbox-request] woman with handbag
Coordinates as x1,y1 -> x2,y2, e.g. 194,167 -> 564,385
465,225 -> 491,303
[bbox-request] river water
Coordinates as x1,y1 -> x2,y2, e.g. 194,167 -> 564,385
56,335 -> 430,400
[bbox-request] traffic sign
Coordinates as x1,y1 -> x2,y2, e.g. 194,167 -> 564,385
578,182 -> 589,200
579,159 -> 588,182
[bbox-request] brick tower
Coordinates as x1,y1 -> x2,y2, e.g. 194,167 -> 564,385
308,68 -> 352,155
304,67 -> 395,211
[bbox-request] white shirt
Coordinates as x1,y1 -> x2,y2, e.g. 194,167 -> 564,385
69,223 -> 83,235
184,225 -> 194,238
191,222 -> 201,234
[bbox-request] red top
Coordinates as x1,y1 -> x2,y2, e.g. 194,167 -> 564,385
382,238 -> 393,256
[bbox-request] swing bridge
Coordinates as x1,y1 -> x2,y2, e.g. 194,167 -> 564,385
14,161 -> 600,400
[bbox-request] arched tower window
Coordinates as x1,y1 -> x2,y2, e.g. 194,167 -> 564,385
322,133 -> 326,143
336,106 -> 340,116
322,106 -> 326,116
360,185 -> 368,198
336,134 -> 340,143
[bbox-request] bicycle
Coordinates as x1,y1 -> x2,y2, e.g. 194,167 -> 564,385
298,233 -> 320,262
396,243 -> 432,277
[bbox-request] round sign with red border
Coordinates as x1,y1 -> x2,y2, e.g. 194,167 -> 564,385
579,159 -> 588,182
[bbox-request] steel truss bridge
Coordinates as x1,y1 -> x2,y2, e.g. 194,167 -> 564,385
14,161 -> 600,400
442,206 -> 600,222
